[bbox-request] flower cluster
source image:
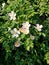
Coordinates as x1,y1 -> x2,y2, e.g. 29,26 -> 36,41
1,2 -> 44,48
1,0 -> 49,65
7,10 -> 43,47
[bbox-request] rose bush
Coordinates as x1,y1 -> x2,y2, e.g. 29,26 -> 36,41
0,0 -> 49,65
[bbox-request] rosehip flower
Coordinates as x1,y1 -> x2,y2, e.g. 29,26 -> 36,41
10,28 -> 20,38
22,21 -> 31,29
8,11 -> 16,20
19,28 -> 29,34
34,24 -> 43,31
19,21 -> 31,34
14,41 -> 20,47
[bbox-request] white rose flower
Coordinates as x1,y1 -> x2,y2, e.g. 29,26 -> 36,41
34,24 -> 43,31
10,28 -> 20,38
8,11 -> 16,20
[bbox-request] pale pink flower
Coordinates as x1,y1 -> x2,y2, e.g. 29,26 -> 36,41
19,21 -> 31,34
19,27 -> 29,34
22,21 -> 31,29
14,41 -> 20,47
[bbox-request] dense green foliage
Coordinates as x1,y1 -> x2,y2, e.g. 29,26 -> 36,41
0,0 -> 49,65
